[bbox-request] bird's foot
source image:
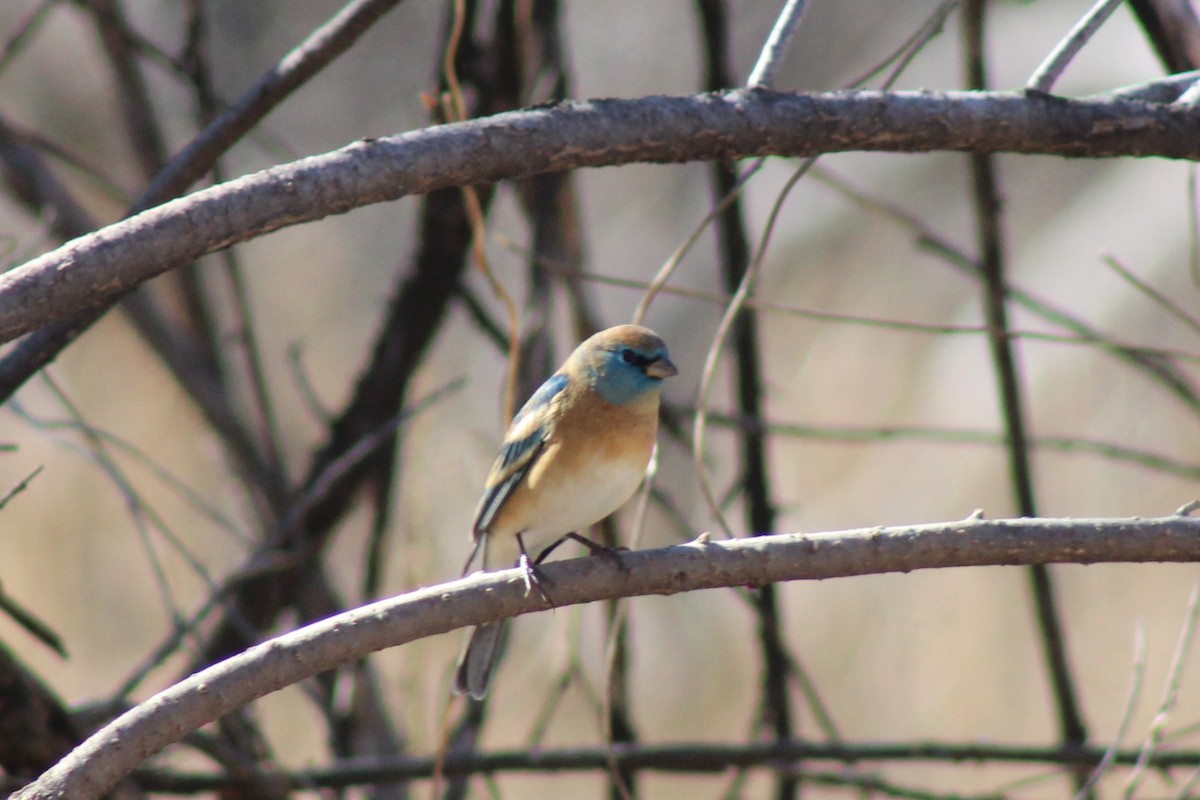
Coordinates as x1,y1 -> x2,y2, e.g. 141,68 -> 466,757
518,552 -> 556,608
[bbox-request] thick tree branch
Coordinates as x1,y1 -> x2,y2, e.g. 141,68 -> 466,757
2,87 -> 1199,347
12,514 -> 1200,800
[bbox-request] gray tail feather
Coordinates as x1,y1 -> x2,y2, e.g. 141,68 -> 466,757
454,620 -> 508,700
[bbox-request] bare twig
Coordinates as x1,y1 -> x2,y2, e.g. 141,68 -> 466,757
694,412 -> 1200,481
441,0 -> 520,425
1026,0 -> 1125,94
221,253 -> 286,481
1122,583 -> 1200,798
7,403 -> 248,543
1189,165 -> 1200,287
0,574 -> 65,657
124,738 -> 1200,793
0,463 -> 42,511
551,255 -> 1200,365
267,379 -> 463,550
693,156 -> 814,538
848,0 -> 960,89
1173,763 -> 1200,800
1102,252 -> 1200,336
82,0 -> 169,180
0,1 -> 55,74
285,342 -> 334,424
1106,70 -> 1200,102
631,158 -> 764,326
1074,620 -> 1146,797
810,165 -> 1200,415
746,0 -> 811,88
75,734 -> 1200,796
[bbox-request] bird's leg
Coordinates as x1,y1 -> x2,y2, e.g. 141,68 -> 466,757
516,532 -> 556,608
535,532 -> 626,565
532,534 -> 569,565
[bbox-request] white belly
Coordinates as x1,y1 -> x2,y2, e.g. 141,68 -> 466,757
518,446 -> 649,556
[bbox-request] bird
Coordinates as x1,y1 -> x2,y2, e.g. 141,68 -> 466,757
454,324 -> 678,699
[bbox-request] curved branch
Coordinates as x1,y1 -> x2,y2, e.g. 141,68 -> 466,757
2,87 -> 1199,344
13,514 -> 1200,800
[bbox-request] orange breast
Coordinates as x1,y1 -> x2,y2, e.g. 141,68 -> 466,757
483,390 -> 659,565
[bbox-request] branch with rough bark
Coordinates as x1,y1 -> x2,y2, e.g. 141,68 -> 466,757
2,85 -> 1200,345
12,514 -> 1200,800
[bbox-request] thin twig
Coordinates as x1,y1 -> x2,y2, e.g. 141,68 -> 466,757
0,572 -> 66,657
1125,0 -> 1200,73
83,0 -> 168,181
141,758 -> 1009,800
632,159 -> 764,326
542,255 -> 1200,365
694,159 -> 814,537
848,0 -> 960,89
783,648 -> 843,743
694,411 -> 1200,479
1173,763 -> 1200,800
1026,0 -> 1125,94
0,0 -> 55,74
222,253 -> 287,484
131,737 -> 1200,794
746,0 -> 811,88
36,374 -> 203,622
0,463 -> 42,511
810,165 -> 1200,414
1123,583 -> 1200,798
268,379 -> 464,550
1074,620 -> 1146,797
285,342 -> 334,424
1189,164 -> 1200,287
140,0 -> 410,209
1102,252 -> 1200,337
6,402 -> 249,543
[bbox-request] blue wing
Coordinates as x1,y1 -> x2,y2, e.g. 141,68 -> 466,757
471,373 -> 568,538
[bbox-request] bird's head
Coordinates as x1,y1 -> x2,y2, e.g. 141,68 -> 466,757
572,324 -> 678,405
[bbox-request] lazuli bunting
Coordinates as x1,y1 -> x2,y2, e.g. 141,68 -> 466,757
454,324 -> 678,699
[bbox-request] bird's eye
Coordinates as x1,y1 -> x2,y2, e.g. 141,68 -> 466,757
620,348 -> 638,364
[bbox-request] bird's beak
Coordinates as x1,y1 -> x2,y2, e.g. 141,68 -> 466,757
645,355 -> 678,379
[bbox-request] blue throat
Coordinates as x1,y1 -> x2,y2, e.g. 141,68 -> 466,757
591,352 -> 660,405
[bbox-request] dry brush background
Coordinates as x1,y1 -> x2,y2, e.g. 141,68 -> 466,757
1,0 -> 1200,798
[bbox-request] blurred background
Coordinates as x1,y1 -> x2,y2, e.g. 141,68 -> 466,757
0,0 -> 1199,797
